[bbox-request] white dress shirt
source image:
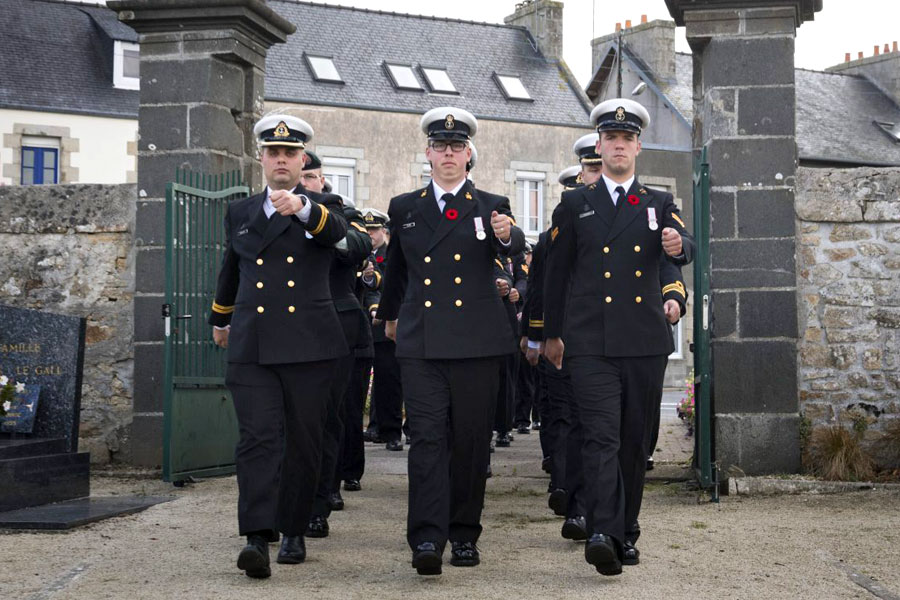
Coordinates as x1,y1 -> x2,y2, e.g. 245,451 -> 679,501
601,174 -> 635,206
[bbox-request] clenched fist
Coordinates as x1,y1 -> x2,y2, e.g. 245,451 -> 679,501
491,210 -> 512,243
270,189 -> 307,216
662,227 -> 682,257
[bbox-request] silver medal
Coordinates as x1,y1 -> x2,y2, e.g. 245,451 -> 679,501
649,221 -> 659,231
476,230 -> 487,240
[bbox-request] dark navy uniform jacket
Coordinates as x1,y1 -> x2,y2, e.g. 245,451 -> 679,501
543,178 -> 693,358
208,185 -> 349,364
330,206 -> 374,355
376,179 -> 525,359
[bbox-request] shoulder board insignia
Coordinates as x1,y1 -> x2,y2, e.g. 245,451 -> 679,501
420,189 -> 427,197
550,226 -> 559,242
522,264 -> 529,274
588,183 -> 597,190
495,258 -> 504,268
640,188 -> 648,195
672,213 -> 686,228
465,192 -> 472,200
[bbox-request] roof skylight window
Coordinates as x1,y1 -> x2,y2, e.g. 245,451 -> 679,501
385,63 -> 423,91
306,55 -> 343,83
421,67 -> 458,94
495,73 -> 532,101
874,120 -> 900,143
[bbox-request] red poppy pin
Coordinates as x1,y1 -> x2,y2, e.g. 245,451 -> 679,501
375,256 -> 384,264
627,194 -> 640,205
445,209 -> 459,220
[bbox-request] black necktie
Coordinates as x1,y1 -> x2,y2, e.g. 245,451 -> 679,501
440,193 -> 454,214
614,186 -> 626,211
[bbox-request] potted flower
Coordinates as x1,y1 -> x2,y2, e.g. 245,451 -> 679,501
677,369 -> 695,437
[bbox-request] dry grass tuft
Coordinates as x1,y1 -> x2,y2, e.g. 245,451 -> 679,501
805,424 -> 875,481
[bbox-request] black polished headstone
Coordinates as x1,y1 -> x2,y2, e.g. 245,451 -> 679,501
0,305 -> 86,452
0,452 -> 89,512
0,495 -> 175,530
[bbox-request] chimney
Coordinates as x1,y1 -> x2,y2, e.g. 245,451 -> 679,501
615,22 -> 621,31
591,18 -> 677,84
845,53 -> 850,63
504,0 -> 564,60
858,51 -> 864,59
894,41 -> 898,52
874,45 -> 880,56
827,42 -> 900,107
641,14 -> 647,24
885,43 -> 891,54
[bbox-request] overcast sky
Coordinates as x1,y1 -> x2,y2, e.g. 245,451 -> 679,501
92,0 -> 900,87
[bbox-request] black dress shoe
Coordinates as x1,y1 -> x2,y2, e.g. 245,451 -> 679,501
646,456 -> 655,471
305,515 -> 329,538
343,479 -> 361,492
495,433 -> 512,447
561,516 -> 588,541
584,534 -> 622,576
622,540 -> 640,566
541,455 -> 552,474
329,491 -> 344,511
237,535 -> 271,578
449,541 -> 480,567
548,488 -> 568,516
486,464 -> 493,478
264,530 -> 280,544
363,429 -> 381,443
276,535 -> 306,564
516,424 -> 531,434
531,421 -> 541,431
386,439 -> 404,451
412,542 -> 442,575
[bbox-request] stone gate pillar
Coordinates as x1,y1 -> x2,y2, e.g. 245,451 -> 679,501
665,0 -> 822,474
107,0 -> 295,466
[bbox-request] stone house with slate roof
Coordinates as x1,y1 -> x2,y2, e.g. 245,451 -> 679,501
0,0 -> 140,186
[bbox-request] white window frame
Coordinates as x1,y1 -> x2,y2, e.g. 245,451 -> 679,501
322,157 -> 356,198
384,63 -> 422,91
113,40 -> 140,90
306,55 -> 343,83
420,67 -> 458,94
515,171 -> 545,235
669,320 -> 684,360
494,73 -> 532,101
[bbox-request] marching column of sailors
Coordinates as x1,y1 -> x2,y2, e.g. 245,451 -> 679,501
209,97 -> 692,579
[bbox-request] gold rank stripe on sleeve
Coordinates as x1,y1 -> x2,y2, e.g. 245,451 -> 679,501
351,222 -> 367,233
550,226 -> 559,242
521,264 -> 529,274
374,271 -> 382,286
369,303 -> 379,311
310,203 -> 330,235
495,258 -> 505,269
528,319 -> 544,328
662,282 -> 686,298
671,213 -> 686,228
508,216 -> 517,227
212,301 -> 235,314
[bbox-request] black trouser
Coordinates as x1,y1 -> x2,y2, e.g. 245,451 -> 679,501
543,358 -> 574,490
400,356 -> 501,551
648,357 -> 670,459
566,354 -> 668,550
493,352 -> 517,433
373,340 -> 403,443
513,353 -> 536,428
339,355 -> 372,484
311,352 -> 354,518
535,358 -> 551,458
228,359 -> 338,536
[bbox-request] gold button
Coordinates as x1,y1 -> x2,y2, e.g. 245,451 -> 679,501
288,305 -> 295,313
356,272 -> 362,277
634,245 -> 641,252
604,272 -> 611,279
256,281 -> 264,289
257,306 -> 264,313
454,254 -> 461,261
454,277 -> 462,284
603,247 -> 610,254
636,296 -> 642,303
605,296 -> 612,303
424,256 -> 431,263
256,258 -> 263,265
424,278 -> 432,286
425,300 -> 432,308
635,270 -> 642,278
286,256 -> 294,263
455,299 -> 463,307
288,280 -> 295,287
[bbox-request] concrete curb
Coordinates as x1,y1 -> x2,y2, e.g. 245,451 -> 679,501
729,476 -> 900,496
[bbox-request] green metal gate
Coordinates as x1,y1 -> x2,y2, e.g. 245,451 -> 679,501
162,170 -> 249,483
692,148 -> 718,501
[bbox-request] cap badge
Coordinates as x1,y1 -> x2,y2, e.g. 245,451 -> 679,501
615,107 -> 626,122
274,121 -> 290,138
364,213 -> 374,223
576,173 -> 584,184
445,114 -> 456,129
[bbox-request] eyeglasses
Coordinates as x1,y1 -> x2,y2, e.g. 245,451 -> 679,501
429,141 -> 468,153
301,174 -> 321,180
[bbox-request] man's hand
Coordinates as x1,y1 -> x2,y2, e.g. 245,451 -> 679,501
525,344 -> 541,367
362,261 -> 375,279
509,288 -> 520,303
385,319 -> 397,341
495,278 -> 510,296
664,299 -> 681,324
491,210 -> 512,243
270,189 -> 307,216
662,227 -> 682,257
519,336 -> 529,354
213,327 -> 229,349
543,337 -> 565,370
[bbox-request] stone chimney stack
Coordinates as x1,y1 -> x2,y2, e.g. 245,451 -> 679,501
591,18 -> 676,84
827,42 -> 900,106
504,0 -> 564,60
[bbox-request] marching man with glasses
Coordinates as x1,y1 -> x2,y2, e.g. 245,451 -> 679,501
376,107 -> 524,575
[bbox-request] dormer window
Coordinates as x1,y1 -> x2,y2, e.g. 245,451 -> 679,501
494,73 -> 532,101
420,67 -> 458,94
306,55 -> 343,83
385,63 -> 422,91
113,41 -> 139,90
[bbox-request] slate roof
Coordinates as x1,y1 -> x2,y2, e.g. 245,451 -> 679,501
0,0 -> 139,118
593,46 -> 900,166
266,0 -> 592,127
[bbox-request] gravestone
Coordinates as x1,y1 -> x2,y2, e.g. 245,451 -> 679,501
0,304 -> 90,512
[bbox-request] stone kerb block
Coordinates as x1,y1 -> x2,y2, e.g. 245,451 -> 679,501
0,185 -> 135,234
709,138 -> 797,188
796,166 -> 900,222
700,37 -> 795,88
